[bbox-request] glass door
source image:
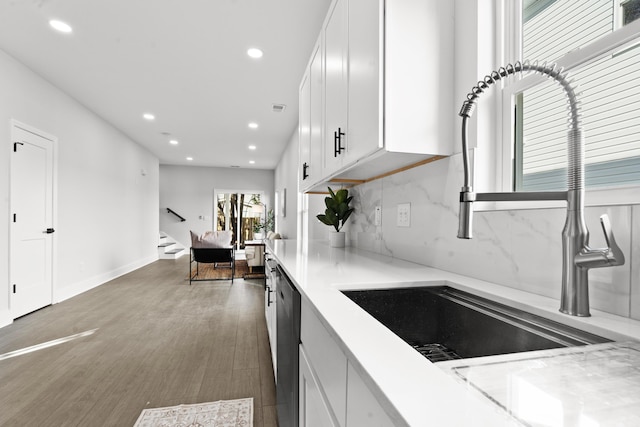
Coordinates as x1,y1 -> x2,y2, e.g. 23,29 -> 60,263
215,192 -> 265,250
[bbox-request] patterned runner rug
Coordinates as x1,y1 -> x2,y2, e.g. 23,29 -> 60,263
133,398 -> 253,427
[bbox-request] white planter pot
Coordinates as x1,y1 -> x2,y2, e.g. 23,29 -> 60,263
329,231 -> 345,248
254,232 -> 264,240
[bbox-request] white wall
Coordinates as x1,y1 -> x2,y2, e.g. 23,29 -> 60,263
159,165 -> 275,248
0,49 -> 159,327
274,129 -> 301,239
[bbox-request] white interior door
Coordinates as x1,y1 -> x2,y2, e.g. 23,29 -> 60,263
10,124 -> 55,318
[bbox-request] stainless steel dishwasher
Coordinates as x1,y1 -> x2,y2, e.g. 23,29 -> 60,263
275,264 -> 301,427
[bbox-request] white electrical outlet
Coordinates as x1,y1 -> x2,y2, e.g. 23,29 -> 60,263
374,206 -> 381,226
397,203 -> 410,227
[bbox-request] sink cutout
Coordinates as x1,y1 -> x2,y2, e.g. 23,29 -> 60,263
342,286 -> 611,363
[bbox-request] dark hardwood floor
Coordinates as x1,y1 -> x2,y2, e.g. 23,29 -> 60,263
0,257 -> 277,426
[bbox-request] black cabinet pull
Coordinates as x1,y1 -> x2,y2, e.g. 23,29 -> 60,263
266,286 -> 273,306
302,162 -> 309,180
334,127 -> 345,157
45,228 -> 55,234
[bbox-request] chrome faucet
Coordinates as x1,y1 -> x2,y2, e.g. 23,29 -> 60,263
457,61 -> 625,317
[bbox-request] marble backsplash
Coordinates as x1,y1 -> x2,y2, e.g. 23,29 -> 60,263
346,154 -> 640,320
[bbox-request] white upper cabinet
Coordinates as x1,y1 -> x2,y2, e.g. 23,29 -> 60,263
309,41 -> 324,186
323,0 -> 349,178
345,0 -> 382,165
299,71 -> 311,190
300,0 -> 454,191
299,40 -> 324,189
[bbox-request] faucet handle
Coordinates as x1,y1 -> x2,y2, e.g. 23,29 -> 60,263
599,214 -> 625,265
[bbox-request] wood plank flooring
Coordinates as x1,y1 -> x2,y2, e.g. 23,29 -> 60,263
0,257 -> 277,426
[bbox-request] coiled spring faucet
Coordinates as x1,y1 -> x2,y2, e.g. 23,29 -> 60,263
458,61 -> 625,317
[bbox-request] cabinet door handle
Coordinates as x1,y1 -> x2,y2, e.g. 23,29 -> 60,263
334,128 -> 345,157
302,162 -> 309,180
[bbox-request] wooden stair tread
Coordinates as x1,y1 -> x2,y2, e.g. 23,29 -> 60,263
165,249 -> 184,254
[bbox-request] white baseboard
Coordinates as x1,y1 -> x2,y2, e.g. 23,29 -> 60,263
54,254 -> 159,303
0,309 -> 12,329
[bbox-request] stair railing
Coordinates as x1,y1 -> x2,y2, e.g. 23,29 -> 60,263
166,208 -> 186,222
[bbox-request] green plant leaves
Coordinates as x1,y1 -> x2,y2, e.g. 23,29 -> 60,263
316,187 -> 354,232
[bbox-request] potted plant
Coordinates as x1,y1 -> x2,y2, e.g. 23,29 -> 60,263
316,187 -> 354,247
253,209 -> 275,240
253,221 -> 265,240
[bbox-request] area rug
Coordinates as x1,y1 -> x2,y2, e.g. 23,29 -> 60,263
133,397 -> 253,427
190,259 -> 265,281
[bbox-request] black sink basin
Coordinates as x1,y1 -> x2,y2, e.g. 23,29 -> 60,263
342,286 -> 611,362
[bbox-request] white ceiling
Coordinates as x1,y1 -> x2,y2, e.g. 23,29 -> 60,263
0,0 -> 332,169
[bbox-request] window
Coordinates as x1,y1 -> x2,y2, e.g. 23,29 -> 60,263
215,192 -> 265,250
621,0 -> 640,25
506,0 -> 640,195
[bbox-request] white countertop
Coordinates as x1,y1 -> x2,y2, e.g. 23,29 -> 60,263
267,239 -> 640,427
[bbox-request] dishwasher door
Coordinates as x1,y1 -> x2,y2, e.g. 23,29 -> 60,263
276,265 -> 301,427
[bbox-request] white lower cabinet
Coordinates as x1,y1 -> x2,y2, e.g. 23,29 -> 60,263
300,346 -> 339,427
346,362 -> 394,426
300,301 -> 396,426
301,302 -> 347,426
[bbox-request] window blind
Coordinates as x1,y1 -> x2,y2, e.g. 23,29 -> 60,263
518,0 -> 640,191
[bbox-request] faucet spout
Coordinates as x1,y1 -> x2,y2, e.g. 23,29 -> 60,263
457,61 -> 625,317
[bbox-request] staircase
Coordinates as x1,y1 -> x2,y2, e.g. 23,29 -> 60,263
158,232 -> 186,259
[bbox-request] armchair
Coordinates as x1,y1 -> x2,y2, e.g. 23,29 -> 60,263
189,231 -> 235,284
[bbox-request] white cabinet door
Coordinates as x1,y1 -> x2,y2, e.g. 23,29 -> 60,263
346,0 -> 382,164
309,39 -> 324,187
299,70 -> 311,190
300,39 -> 324,192
323,0 -> 348,177
301,302 -> 347,426
300,346 -> 339,427
346,362 -> 395,426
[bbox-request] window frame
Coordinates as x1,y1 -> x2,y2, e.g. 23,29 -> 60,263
618,0 -> 640,27
485,4 -> 640,211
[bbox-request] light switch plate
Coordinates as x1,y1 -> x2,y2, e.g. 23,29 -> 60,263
397,203 -> 410,227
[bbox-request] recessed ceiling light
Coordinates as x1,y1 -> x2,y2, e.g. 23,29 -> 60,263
248,122 -> 258,129
247,48 -> 263,59
249,160 -> 256,164
248,145 -> 257,150
186,157 -> 193,161
169,139 -> 179,145
143,113 -> 155,121
49,19 -> 73,33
